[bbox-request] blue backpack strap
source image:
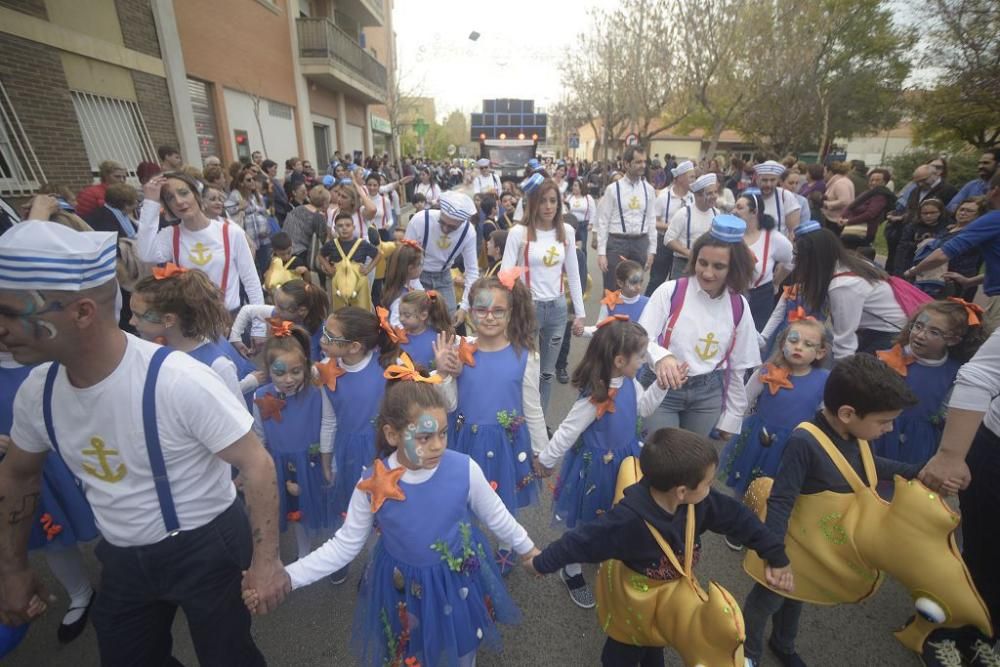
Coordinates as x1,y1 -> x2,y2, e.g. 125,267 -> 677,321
143,346 -> 180,534
422,209 -> 430,251
443,221 -> 470,268
42,362 -> 62,455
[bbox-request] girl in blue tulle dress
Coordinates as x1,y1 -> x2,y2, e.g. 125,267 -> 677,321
872,299 -> 986,466
393,289 -> 453,370
252,321 -> 330,561
436,274 -> 547,575
535,317 -> 669,609
721,318 -> 831,496
315,307 -> 398,527
246,379 -> 539,667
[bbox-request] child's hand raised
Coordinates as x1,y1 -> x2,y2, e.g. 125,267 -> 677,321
432,332 -> 462,377
521,547 -> 542,577
764,565 -> 794,593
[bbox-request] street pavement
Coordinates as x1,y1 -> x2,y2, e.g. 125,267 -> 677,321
7,214 -> 921,667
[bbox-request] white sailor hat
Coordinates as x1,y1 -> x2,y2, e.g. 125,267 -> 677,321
0,220 -> 117,291
795,219 -> 822,236
709,214 -> 746,243
520,173 -> 544,195
754,160 -> 785,177
438,191 -> 477,223
476,158 -> 491,168
671,160 -> 695,178
691,173 -> 718,192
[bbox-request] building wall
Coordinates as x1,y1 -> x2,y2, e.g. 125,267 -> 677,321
842,134 -> 913,168
133,71 -> 178,153
174,0 -> 300,163
0,0 -> 47,20
223,87 -> 299,163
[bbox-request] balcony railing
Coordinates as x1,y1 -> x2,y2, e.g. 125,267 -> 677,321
297,17 -> 387,94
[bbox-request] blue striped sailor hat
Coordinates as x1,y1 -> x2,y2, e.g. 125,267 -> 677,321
0,220 -> 117,291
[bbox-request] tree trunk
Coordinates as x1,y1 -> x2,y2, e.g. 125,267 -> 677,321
705,118 -> 725,161
816,87 -> 830,161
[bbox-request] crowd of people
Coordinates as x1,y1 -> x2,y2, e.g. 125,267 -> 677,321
0,141 -> 999,667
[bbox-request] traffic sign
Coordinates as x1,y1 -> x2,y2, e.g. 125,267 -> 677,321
625,133 -> 639,147
569,134 -> 580,149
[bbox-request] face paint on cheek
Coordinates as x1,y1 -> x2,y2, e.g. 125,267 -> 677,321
402,424 -> 423,466
34,319 -> 57,340
271,359 -> 287,375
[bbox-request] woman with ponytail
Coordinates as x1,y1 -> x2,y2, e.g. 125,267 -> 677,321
734,189 -> 794,330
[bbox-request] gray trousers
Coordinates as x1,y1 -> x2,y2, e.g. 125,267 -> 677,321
603,235 -> 649,291
419,268 -> 457,315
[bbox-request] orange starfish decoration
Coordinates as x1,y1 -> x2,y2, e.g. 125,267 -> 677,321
254,393 -> 287,422
152,262 -> 187,280
266,318 -> 294,337
760,363 -> 795,395
787,306 -> 813,322
498,266 -> 526,290
356,459 -> 407,512
601,289 -> 624,310
877,344 -> 915,377
590,387 -> 618,419
458,338 -> 477,367
315,359 -> 347,391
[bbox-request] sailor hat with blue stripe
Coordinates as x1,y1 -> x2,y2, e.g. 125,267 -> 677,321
520,173 -> 544,195
691,173 -> 718,192
795,219 -> 822,236
754,160 -> 785,176
438,191 -> 477,223
709,214 -> 747,243
0,220 -> 117,291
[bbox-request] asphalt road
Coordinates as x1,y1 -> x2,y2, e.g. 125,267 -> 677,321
7,218 -> 921,667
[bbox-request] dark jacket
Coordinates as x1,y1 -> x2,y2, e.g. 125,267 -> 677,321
893,216 -> 950,276
841,185 -> 896,240
534,482 -> 789,579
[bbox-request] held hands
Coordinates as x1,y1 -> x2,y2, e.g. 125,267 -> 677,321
240,559 -> 291,616
654,355 -> 689,391
0,569 -> 49,626
918,451 -> 971,496
532,454 -> 553,479
764,565 -> 795,593
521,547 -> 542,577
571,317 -> 585,337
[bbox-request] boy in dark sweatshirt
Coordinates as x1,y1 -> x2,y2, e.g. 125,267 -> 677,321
742,353 -> 920,667
529,428 -> 793,667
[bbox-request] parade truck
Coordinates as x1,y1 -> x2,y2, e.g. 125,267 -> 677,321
471,98 -> 547,179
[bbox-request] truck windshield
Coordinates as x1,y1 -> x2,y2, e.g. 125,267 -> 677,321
488,147 -> 533,170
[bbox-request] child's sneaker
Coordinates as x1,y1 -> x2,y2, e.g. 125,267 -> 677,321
921,636 -> 964,667
964,638 -> 1000,667
768,637 -> 807,666
329,564 -> 349,585
559,567 -> 595,609
495,548 -> 515,578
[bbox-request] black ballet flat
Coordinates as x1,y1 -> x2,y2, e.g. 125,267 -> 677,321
57,591 -> 94,644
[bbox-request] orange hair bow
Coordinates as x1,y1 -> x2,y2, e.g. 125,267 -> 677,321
152,262 -> 187,280
601,289 -> 624,310
384,352 -> 442,384
266,318 -> 295,337
597,314 -> 629,328
590,387 -> 618,419
376,306 -> 405,344
947,297 -> 983,326
399,238 -> 423,252
498,266 -> 526,290
426,290 -> 439,300
787,306 -> 815,322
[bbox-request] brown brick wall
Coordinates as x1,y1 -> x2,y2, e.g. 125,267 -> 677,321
115,0 -> 162,58
131,71 -> 178,156
0,0 -> 47,20
0,33 -> 93,196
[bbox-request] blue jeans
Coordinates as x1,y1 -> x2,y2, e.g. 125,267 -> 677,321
419,268 -> 457,315
644,370 -> 723,438
535,297 -> 568,413
742,583 -> 803,661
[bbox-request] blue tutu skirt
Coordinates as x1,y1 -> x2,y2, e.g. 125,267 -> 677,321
720,413 -> 793,497
872,414 -> 942,467
351,527 -> 520,666
552,437 -> 640,530
330,432 -> 376,522
28,456 -> 98,551
451,423 -> 538,514
272,447 -> 332,534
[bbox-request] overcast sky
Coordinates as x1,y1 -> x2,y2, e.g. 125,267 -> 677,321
393,0 -> 618,120
393,0 -> 926,122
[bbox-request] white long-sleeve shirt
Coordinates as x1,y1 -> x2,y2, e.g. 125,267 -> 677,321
596,176 -> 657,255
565,194 -> 596,229
437,343 -> 548,454
664,205 -> 717,257
317,351 -> 374,455
762,187 -> 802,237
136,200 -> 264,315
653,186 -> 693,233
500,223 -> 586,317
639,278 -> 761,434
404,209 -> 479,310
284,452 -> 535,589
947,328 -> 1000,435
828,266 -> 906,360
414,182 -> 441,207
538,376 -> 668,469
473,172 -> 501,195
747,229 -> 794,288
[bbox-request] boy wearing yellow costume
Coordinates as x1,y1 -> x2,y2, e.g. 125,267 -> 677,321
743,354 -> 919,667
530,428 -> 793,667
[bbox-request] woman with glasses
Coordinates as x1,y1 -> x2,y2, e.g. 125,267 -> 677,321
226,165 -> 273,277
913,196 -> 987,300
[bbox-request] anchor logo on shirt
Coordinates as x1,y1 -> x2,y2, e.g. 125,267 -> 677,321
437,235 -> 452,250
628,195 -> 640,210
542,246 -> 560,267
695,333 -> 720,361
82,437 -> 126,483
188,242 -> 212,266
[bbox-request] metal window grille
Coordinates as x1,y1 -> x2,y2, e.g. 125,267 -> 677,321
268,100 -> 292,120
70,90 -> 156,178
0,78 -> 46,196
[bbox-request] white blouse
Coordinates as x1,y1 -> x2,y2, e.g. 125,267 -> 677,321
747,229 -> 794,288
500,223 -> 586,316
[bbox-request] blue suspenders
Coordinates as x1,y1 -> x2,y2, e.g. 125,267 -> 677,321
774,188 -> 783,234
42,347 -> 180,534
615,180 -> 649,234
685,206 -> 718,249
423,210 -> 470,271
